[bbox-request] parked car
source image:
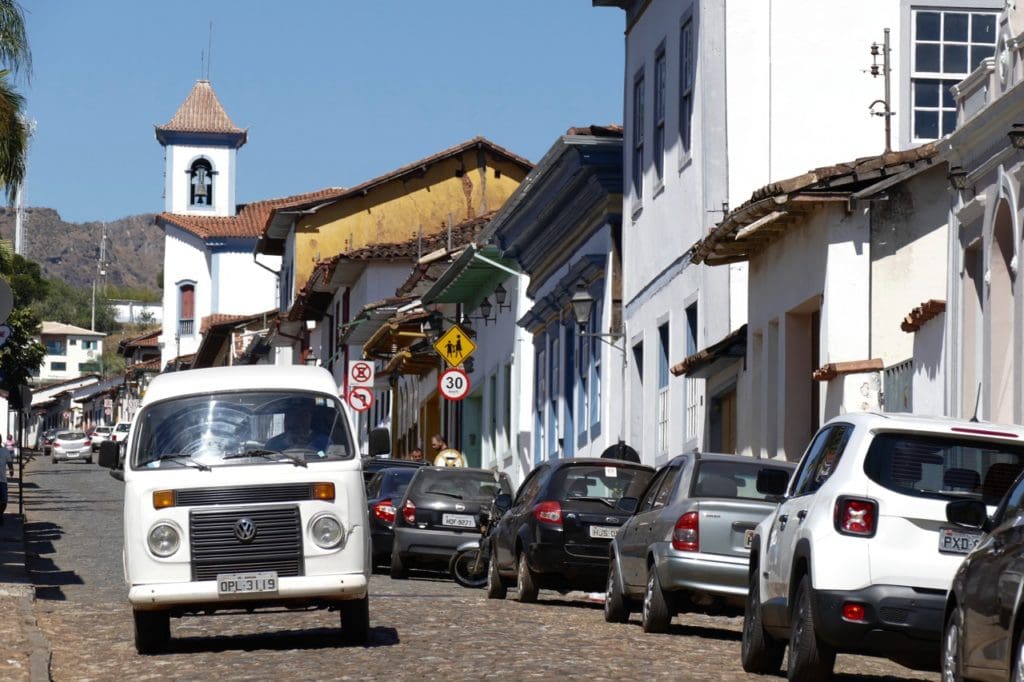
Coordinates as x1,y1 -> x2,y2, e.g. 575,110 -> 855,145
390,466 -> 512,578
606,452 -> 795,632
361,455 -> 427,487
52,431 -> 93,463
488,457 -> 655,602
90,425 -> 114,452
40,428 -> 60,456
111,421 -> 131,446
366,466 -> 419,567
941,461 -> 1024,681
742,412 -> 1024,680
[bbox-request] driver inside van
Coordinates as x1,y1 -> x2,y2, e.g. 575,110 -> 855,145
265,408 -> 328,452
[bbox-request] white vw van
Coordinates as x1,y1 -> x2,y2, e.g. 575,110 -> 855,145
99,365 -> 370,653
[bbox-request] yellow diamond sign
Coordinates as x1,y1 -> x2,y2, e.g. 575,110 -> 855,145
433,325 -> 476,368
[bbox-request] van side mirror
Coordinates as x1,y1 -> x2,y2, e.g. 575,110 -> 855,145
493,493 -> 513,513
757,467 -> 790,498
368,427 -> 391,457
98,441 -> 119,469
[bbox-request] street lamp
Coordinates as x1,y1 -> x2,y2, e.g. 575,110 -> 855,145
570,282 -> 623,350
476,297 -> 494,326
494,282 -> 512,312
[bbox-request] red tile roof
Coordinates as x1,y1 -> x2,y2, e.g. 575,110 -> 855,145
812,358 -> 884,382
156,80 -> 245,136
565,125 -> 623,137
123,330 -> 160,348
157,187 -> 344,240
901,299 -> 946,333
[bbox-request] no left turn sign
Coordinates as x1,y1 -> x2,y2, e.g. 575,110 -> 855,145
438,368 -> 471,402
348,386 -> 374,412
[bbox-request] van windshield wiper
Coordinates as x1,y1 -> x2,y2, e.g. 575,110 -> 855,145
222,448 -> 307,468
151,454 -> 212,472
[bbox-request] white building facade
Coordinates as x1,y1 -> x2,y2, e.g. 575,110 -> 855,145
37,322 -> 105,384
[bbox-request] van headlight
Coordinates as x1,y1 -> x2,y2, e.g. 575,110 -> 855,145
310,514 -> 345,549
148,522 -> 181,557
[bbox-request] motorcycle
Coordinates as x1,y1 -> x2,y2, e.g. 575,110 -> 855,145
449,494 -> 509,589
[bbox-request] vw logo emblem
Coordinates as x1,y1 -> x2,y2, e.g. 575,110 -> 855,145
234,517 -> 258,543
455,503 -> 466,512
606,517 -> 618,524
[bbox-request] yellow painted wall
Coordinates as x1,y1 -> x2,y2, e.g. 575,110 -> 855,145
293,150 -> 528,286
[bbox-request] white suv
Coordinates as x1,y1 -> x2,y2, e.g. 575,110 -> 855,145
742,412 -> 1024,680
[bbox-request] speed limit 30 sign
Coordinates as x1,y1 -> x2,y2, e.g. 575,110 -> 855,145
438,368 -> 470,402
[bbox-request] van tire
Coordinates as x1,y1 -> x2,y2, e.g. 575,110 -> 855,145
133,609 -> 170,655
339,596 -> 370,645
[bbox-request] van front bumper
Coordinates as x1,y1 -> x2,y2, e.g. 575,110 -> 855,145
129,573 -> 368,610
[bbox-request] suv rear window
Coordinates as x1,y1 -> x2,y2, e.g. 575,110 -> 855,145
554,464 -> 654,501
864,432 -> 1024,504
409,468 -> 511,501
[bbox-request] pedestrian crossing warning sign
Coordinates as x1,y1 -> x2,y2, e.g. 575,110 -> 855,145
433,325 -> 476,368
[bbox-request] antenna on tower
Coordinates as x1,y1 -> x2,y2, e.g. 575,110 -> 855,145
207,21 -> 213,80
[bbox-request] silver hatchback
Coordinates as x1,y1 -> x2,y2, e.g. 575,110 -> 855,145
52,431 -> 93,463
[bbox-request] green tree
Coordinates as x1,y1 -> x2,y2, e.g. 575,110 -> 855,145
0,0 -> 30,205
32,277 -> 116,332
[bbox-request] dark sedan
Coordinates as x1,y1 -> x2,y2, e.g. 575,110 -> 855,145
366,466 -> 418,567
606,452 -> 794,632
390,466 -> 512,578
489,457 -> 655,602
942,468 -> 1024,681
361,455 -> 427,487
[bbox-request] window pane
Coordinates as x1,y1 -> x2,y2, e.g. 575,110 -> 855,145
943,13 -> 968,42
915,110 -> 939,139
941,80 -> 957,109
942,110 -> 958,136
915,79 -> 940,107
971,44 -> 995,69
944,44 -> 968,74
916,11 -> 941,41
973,14 -> 996,43
916,43 -> 940,72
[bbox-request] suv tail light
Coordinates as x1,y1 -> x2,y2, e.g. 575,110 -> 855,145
402,499 -> 417,525
834,496 -> 877,537
673,511 -> 699,551
533,500 -> 562,528
84,439 -> 91,446
53,440 -> 60,448
373,499 -> 396,524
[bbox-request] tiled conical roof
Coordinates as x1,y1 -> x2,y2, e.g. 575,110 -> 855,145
156,80 -> 246,144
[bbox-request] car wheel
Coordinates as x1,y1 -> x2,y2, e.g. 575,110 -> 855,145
133,609 -> 170,655
604,558 -> 632,624
942,607 -> 964,682
338,596 -> 370,645
641,566 -> 671,633
389,542 -> 407,580
51,456 -> 57,464
85,457 -> 93,464
486,552 -> 507,600
741,568 -> 785,673
516,552 -> 538,603
787,575 -> 836,681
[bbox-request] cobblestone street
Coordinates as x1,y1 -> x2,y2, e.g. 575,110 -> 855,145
19,457 -> 938,680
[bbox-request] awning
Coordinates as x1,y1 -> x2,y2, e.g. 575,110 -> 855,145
421,244 -> 520,308
670,325 -> 747,379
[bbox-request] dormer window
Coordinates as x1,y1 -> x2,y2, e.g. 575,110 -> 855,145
189,158 -> 215,207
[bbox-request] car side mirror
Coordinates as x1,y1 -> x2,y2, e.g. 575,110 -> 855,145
757,468 -> 790,498
616,496 -> 639,514
109,469 -> 124,482
98,441 -> 119,469
368,427 -> 391,457
493,493 -> 513,513
946,499 -> 991,532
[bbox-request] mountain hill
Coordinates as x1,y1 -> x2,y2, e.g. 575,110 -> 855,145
0,208 -> 164,293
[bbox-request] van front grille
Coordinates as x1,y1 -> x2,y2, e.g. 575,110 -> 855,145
189,506 -> 303,581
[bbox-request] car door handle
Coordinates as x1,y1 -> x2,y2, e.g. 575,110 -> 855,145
796,510 -> 807,521
778,514 -> 788,528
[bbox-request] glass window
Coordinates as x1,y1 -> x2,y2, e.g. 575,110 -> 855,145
791,424 -> 853,496
680,16 -> 695,154
632,70 -> 645,202
658,323 -> 670,455
514,467 -> 545,506
654,45 -> 666,183
685,303 -> 699,440
556,463 -> 655,501
864,432 -> 1024,504
653,465 -> 681,508
639,466 -> 671,512
50,361 -> 66,371
693,459 -> 795,501
911,8 -> 998,140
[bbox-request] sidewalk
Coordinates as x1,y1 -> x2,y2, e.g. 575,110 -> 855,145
1,459 -> 51,681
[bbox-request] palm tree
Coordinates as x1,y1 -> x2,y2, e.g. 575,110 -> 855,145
0,0 -> 30,205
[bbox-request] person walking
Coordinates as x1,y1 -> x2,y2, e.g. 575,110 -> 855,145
0,441 -> 14,524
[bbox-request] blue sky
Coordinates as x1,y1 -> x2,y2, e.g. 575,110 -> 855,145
22,1 -> 625,224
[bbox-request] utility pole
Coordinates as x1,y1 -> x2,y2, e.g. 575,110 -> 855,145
14,116 -> 36,256
869,29 -> 894,153
91,223 -> 107,331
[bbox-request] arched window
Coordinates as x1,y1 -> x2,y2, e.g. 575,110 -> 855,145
189,159 -> 214,207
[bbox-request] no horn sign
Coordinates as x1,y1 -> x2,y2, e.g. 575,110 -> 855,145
438,368 -> 470,401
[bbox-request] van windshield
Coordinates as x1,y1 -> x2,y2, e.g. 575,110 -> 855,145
864,432 -> 1024,505
131,390 -> 354,470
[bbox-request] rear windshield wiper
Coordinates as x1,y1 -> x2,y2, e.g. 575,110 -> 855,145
149,454 -> 212,472
566,495 -> 616,508
222,448 -> 308,468
425,490 -> 464,499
